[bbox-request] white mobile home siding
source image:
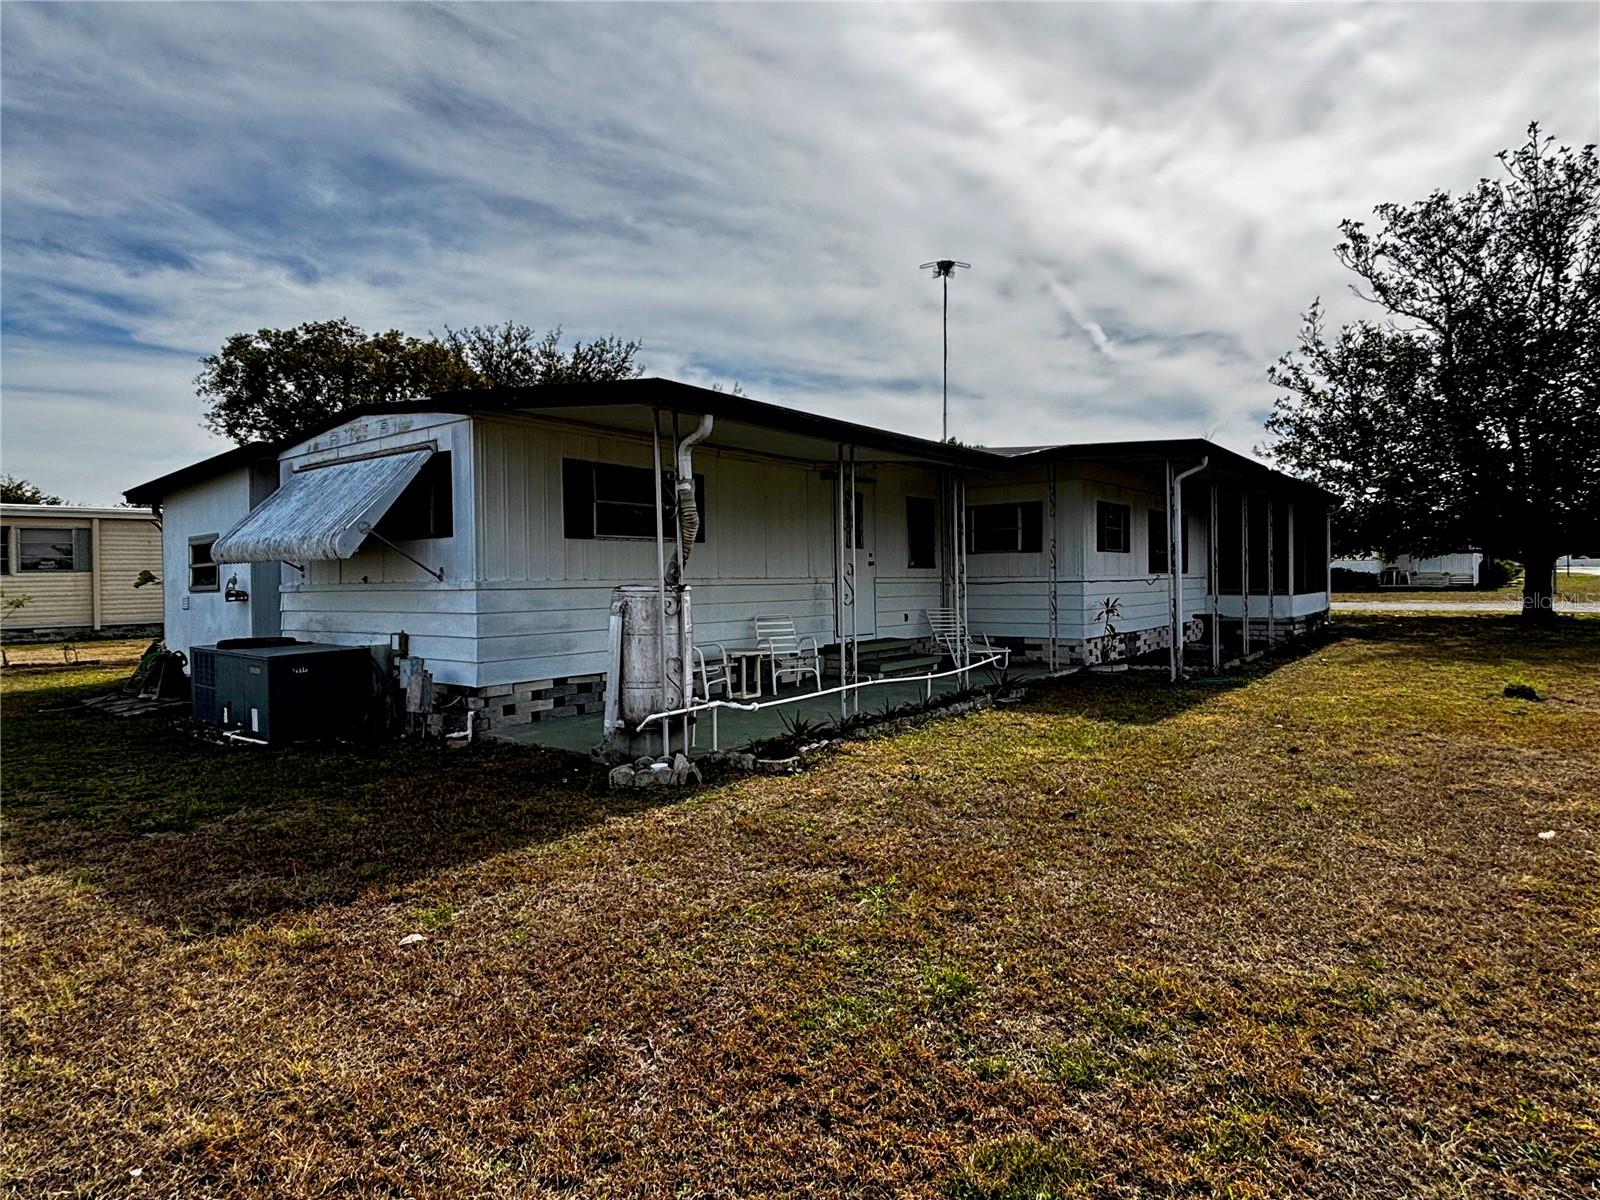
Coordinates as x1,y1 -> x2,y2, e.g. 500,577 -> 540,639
160,468 -> 283,658
277,413 -> 478,679
1,508 -> 162,635
471,416 -> 946,687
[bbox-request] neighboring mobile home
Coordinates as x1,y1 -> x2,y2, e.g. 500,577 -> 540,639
0,504 -> 164,639
126,380 -> 1334,738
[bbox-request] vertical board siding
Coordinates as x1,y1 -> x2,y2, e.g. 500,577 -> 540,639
98,520 -> 164,623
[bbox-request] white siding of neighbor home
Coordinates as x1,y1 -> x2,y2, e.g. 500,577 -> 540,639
97,519 -> 165,625
1,510 -> 162,633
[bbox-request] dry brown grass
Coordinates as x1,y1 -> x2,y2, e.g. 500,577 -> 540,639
1,636 -> 151,668
3,615 -> 1597,1198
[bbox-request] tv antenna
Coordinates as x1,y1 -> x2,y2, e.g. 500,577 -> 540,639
920,259 -> 970,442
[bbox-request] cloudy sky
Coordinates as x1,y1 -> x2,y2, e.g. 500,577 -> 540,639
2,3 -> 1595,504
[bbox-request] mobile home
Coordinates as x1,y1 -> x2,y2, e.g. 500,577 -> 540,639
127,380 -> 1333,741
0,504 -> 164,639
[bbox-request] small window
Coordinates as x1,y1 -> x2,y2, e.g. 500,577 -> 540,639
0,526 -> 9,575
375,452 -> 453,541
1095,501 -> 1131,554
189,537 -> 219,592
906,497 -> 936,569
17,526 -> 89,572
966,501 -> 1043,555
1146,510 -> 1193,575
562,458 -> 705,542
846,490 -> 865,551
1148,509 -> 1169,574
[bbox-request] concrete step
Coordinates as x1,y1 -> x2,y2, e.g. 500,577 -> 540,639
871,654 -> 942,677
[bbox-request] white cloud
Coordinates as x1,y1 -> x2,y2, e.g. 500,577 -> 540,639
1,1 -> 1595,501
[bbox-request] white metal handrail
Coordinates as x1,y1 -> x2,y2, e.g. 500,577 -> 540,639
636,650 -> 1007,754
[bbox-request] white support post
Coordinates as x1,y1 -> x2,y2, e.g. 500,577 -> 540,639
849,446 -> 859,716
1047,463 -> 1059,671
836,445 -> 847,719
1267,495 -> 1277,646
652,409 -> 670,756
1241,493 -> 1251,656
1209,483 -> 1220,672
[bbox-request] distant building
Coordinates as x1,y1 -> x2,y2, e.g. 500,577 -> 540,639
1332,552 -> 1481,588
0,505 -> 164,639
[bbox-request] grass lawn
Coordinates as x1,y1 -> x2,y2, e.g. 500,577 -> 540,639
1334,572 -> 1600,605
1,636 -> 152,668
4,616 -> 1597,1197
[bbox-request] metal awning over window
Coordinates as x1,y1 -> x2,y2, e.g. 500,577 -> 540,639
211,446 -> 434,563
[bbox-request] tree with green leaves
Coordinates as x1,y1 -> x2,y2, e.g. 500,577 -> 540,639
1266,124 -> 1600,624
438,323 -> 643,389
196,320 -> 642,445
0,475 -> 64,505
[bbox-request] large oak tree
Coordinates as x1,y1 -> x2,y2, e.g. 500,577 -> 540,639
1266,124 -> 1599,623
197,320 -> 641,445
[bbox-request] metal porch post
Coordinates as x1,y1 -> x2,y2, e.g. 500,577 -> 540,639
1267,495 -> 1277,646
849,446 -> 859,715
1241,493 -> 1250,657
1209,482 -> 1220,672
1047,462 -> 1059,671
652,409 -> 670,756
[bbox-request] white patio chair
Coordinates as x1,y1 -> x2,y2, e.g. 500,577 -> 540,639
753,614 -> 823,693
693,641 -> 732,701
926,608 -> 1010,671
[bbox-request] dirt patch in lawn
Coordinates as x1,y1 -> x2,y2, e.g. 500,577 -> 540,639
3,616 -> 1597,1197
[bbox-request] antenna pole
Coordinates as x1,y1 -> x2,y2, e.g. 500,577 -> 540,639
920,258 -> 968,444
942,272 -> 949,442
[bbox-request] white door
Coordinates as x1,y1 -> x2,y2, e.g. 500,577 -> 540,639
847,486 -> 877,638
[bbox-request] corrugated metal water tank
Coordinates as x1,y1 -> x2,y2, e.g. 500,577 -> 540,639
189,640 -> 375,743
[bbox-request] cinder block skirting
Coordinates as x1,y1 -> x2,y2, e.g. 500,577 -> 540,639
433,672 -> 608,735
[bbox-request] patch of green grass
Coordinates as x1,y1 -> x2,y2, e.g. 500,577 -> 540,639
1041,1040 -> 1114,1089
924,962 -> 979,1007
407,902 -> 455,930
945,1138 -> 1090,1200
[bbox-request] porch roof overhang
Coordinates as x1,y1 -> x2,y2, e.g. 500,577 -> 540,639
434,379 -> 991,467
210,445 -> 434,563
994,437 -> 1340,504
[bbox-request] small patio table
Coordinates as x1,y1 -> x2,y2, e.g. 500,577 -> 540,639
720,645 -> 767,700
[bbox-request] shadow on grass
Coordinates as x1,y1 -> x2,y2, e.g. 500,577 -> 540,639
1327,612 -> 1600,673
3,676 -> 672,936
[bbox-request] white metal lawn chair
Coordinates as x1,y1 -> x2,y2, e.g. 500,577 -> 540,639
926,608 -> 1010,671
693,641 -> 733,701
753,614 -> 823,693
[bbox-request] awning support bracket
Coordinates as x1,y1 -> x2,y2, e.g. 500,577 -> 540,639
356,526 -> 445,582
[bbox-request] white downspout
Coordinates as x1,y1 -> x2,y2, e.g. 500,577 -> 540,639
1169,456 -> 1208,681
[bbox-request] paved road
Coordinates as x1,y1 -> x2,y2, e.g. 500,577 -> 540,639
1333,600 -> 1600,614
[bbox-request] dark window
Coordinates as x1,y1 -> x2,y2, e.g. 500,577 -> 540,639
375,452 -> 453,541
1147,510 -> 1192,575
906,497 -> 936,569
1217,492 -> 1243,594
561,458 -> 705,542
1096,501 -> 1131,554
846,490 -> 865,550
1148,509 -> 1168,574
189,537 -> 219,592
0,526 -> 9,575
1247,497 -> 1270,592
967,501 -> 1043,555
17,526 -> 89,572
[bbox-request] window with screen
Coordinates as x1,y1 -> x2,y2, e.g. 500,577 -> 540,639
375,452 -> 453,541
966,502 -> 1043,555
1146,510 -> 1191,574
562,458 -> 705,541
0,526 -> 9,575
1096,501 -> 1131,554
17,527 -> 89,572
189,537 -> 219,592
906,497 -> 936,569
